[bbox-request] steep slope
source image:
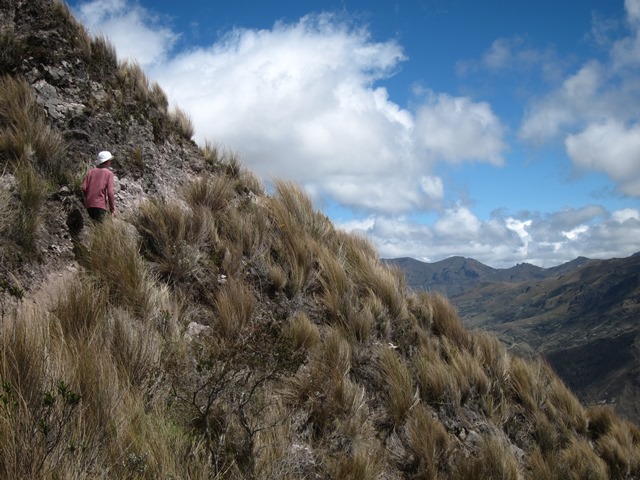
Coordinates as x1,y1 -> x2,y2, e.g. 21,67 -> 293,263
1,1 -> 640,479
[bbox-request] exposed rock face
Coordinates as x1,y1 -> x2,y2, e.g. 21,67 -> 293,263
0,0 -> 210,283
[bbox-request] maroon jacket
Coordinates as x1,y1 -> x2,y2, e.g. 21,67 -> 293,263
82,167 -> 115,213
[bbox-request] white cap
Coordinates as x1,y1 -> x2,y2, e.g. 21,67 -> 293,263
96,151 -> 113,165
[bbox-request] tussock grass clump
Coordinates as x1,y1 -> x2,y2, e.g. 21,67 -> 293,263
135,197 -> 215,286
88,34 -> 118,77
472,330 -> 510,385
82,219 -> 156,318
557,437 -> 610,479
445,338 -> 491,405
117,59 -> 149,95
507,356 -> 548,413
183,174 -> 235,213
530,410 -> 561,455
289,311 -> 320,351
427,291 -> 470,349
0,76 -> 69,183
270,179 -> 332,242
271,229 -> 317,298
342,238 -> 408,323
116,59 -> 170,113
200,138 -> 222,164
0,308 -> 83,478
169,106 -> 194,140
0,29 -> 24,73
317,246 -> 360,336
326,445 -> 384,480
453,436 -> 519,480
0,180 -> 17,236
149,80 -> 169,111
408,290 -> 434,330
14,161 -> 49,254
375,344 -> 416,428
414,346 -> 461,408
266,180 -> 342,297
401,403 -> 452,478
213,279 -> 256,340
51,277 -> 108,340
286,328 -> 355,433
588,405 -> 618,440
545,374 -> 587,434
110,311 -> 162,388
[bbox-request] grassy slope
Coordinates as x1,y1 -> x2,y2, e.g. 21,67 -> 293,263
0,1 -> 640,478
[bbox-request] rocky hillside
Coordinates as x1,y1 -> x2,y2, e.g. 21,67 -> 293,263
2,1 -> 640,478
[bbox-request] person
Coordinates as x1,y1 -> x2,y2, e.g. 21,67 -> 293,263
81,150 -> 116,222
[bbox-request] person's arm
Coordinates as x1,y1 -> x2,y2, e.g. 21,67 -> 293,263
81,171 -> 90,196
107,172 -> 116,214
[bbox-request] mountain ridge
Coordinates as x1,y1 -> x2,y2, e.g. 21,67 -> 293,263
388,252 -> 640,422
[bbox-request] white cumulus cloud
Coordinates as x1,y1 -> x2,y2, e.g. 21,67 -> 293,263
73,1 -> 507,215
519,0 -> 640,197
76,0 -> 178,67
566,120 -> 640,195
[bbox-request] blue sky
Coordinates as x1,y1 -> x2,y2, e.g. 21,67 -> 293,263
70,0 -> 640,267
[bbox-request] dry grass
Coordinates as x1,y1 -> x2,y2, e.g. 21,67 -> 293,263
50,277 -> 108,341
149,81 -> 169,112
213,279 -> 256,340
555,437 -> 609,479
110,310 -> 162,388
183,174 -> 235,213
326,445 -> 383,480
402,403 -> 451,479
134,197 -> 216,287
0,180 -> 17,236
594,420 -> 640,479
375,344 -> 416,427
0,29 -> 24,73
427,292 -> 470,349
414,346 -> 461,408
408,291 -> 434,330
269,179 -> 331,242
169,106 -> 194,140
200,138 -> 222,164
0,306 -> 84,478
14,161 -> 49,254
82,218 -> 156,318
472,330 -> 510,385
285,327 -> 354,434
444,338 -> 491,405
545,373 -> 587,434
0,76 -> 69,183
453,436 -> 519,480
289,311 -> 320,351
317,246 -> 357,332
507,356 -> 547,413
587,405 -> 617,440
117,60 -> 152,104
89,35 -> 118,77
270,229 -> 317,299
1,35 -> 639,475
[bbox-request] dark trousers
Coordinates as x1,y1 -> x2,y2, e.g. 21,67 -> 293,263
87,208 -> 109,222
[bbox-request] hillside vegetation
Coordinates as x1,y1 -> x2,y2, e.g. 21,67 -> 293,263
1,0 -> 640,478
390,254 -> 640,424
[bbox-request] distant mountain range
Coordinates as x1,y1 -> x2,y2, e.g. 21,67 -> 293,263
387,252 -> 640,422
